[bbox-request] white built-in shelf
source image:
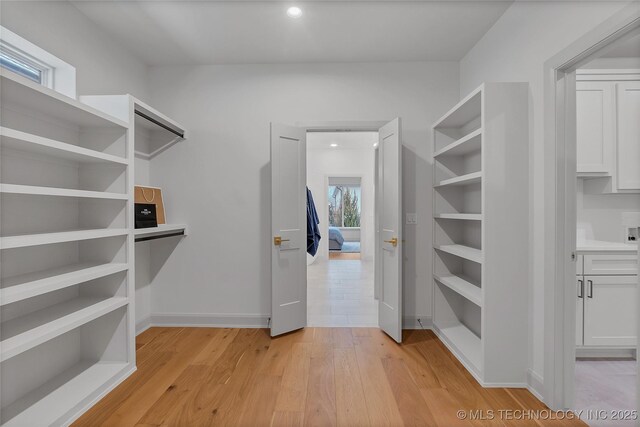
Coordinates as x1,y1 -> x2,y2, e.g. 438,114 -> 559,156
435,244 -> 483,264
1,263 -> 128,306
434,129 -> 482,158
434,274 -> 482,307
0,296 -> 128,362
1,361 -> 129,427
435,172 -> 482,188
433,87 -> 482,129
0,228 -> 129,250
0,128 -> 128,165
436,324 -> 482,374
0,72 -> 128,129
0,184 -> 127,200
434,213 -> 483,221
135,224 -> 187,242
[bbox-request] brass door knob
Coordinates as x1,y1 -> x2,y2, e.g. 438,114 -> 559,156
384,237 -> 398,247
274,236 -> 290,246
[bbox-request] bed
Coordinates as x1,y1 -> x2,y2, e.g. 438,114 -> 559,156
328,227 -> 345,250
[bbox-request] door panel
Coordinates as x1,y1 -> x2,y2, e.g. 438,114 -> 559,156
378,118 -> 402,343
583,275 -> 637,347
616,82 -> 640,190
576,82 -> 613,175
271,123 -> 306,337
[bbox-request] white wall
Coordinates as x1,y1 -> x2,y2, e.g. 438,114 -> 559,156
0,1 -> 149,100
459,0 -> 630,385
577,180 -> 640,243
146,62 -> 459,325
307,133 -> 376,261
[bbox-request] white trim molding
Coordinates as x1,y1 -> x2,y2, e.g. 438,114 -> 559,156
527,369 -> 545,402
150,313 -> 271,329
403,315 -> 432,330
0,25 -> 76,98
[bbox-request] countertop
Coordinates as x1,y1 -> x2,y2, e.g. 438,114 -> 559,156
576,239 -> 638,254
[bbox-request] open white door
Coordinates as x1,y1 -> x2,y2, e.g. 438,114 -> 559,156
271,123 -> 307,337
378,118 -> 402,343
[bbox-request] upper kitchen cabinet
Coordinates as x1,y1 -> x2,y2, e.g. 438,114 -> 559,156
578,70 -> 640,194
616,81 -> 640,191
576,81 -> 614,177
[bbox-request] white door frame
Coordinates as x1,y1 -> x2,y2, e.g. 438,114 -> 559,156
543,2 -> 640,410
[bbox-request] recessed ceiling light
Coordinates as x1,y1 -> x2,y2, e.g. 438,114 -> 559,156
373,142 -> 379,148
287,6 -> 302,18
330,143 -> 338,147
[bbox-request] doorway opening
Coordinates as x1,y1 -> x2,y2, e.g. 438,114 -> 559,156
306,131 -> 378,327
571,33 -> 640,422
542,3 -> 640,411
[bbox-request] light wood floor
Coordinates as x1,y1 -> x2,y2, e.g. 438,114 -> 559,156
74,327 -> 586,427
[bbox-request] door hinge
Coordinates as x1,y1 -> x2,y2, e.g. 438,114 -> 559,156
571,252 -> 577,262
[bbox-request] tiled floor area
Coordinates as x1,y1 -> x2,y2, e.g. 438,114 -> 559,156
574,359 -> 637,426
307,258 -> 377,327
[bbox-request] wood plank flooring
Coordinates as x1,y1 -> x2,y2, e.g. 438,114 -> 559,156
74,327 -> 586,427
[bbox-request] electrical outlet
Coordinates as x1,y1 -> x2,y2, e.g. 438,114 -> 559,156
406,213 -> 417,225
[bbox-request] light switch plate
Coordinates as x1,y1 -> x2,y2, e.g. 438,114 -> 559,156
406,213 -> 417,225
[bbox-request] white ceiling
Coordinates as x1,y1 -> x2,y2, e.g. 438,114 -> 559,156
71,1 -> 513,65
307,131 -> 378,150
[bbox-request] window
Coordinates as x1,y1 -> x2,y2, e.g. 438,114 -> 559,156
0,26 -> 76,98
328,184 -> 361,228
0,47 -> 46,84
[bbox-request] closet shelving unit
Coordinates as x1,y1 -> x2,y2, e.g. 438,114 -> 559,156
81,95 -> 188,243
432,82 -> 529,386
0,71 -> 135,426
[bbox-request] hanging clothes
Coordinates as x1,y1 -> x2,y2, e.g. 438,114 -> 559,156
307,187 -> 321,256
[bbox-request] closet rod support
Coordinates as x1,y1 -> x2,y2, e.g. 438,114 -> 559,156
135,110 -> 185,139
135,231 -> 185,243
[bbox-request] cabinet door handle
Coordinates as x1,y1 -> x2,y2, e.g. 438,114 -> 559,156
578,280 -> 584,298
587,280 -> 593,298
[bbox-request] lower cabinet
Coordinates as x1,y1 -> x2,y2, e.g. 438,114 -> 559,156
576,275 -> 637,347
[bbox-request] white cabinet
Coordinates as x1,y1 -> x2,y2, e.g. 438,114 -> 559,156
576,253 -> 637,350
616,82 -> 640,191
584,254 -> 638,275
576,82 -> 614,176
583,275 -> 637,347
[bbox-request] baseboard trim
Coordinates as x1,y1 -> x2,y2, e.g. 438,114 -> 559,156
140,314 -> 430,332
150,313 -> 270,328
403,315 -> 432,330
136,317 -> 152,335
527,369 -> 544,401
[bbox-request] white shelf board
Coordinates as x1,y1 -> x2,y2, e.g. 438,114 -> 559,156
435,171 -> 482,188
434,213 -> 483,221
433,86 -> 482,129
435,324 -> 482,377
0,72 -> 128,129
1,361 -> 129,426
0,228 -> 129,250
435,244 -> 483,264
0,183 -> 127,200
434,274 -> 482,307
1,127 -> 128,165
434,128 -> 482,158
0,296 -> 128,362
135,224 -> 187,241
1,262 -> 128,306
